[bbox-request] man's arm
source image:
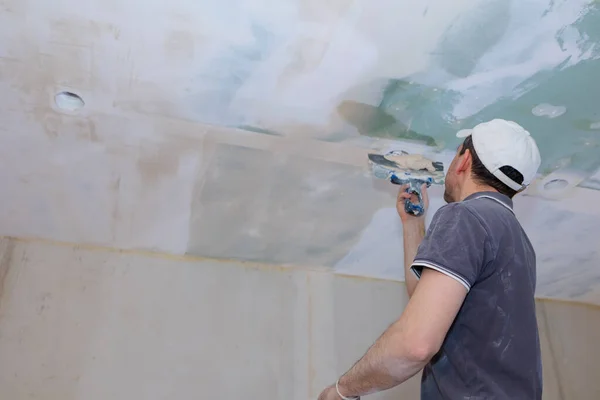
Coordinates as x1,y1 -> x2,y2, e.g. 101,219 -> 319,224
396,184 -> 429,298
402,220 -> 425,297
318,268 -> 468,399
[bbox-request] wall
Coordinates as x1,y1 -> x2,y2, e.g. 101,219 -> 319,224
0,237 -> 598,399
537,299 -> 600,400
1,2 -> 599,397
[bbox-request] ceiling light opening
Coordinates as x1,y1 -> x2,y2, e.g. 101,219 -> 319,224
55,91 -> 85,112
543,178 -> 569,191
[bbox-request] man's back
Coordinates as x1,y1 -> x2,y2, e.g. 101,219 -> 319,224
411,191 -> 542,399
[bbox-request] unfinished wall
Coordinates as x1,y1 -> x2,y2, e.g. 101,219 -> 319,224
0,237 -> 598,399
1,1 -> 599,397
0,238 -> 420,399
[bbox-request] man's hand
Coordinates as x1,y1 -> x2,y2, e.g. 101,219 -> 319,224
317,385 -> 340,400
396,183 -> 429,223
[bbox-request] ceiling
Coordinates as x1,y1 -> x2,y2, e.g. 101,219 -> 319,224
1,0 -> 600,304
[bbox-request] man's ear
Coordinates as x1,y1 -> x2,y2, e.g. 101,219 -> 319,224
456,149 -> 472,175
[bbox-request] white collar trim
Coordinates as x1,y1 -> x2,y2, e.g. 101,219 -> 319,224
472,195 -> 514,214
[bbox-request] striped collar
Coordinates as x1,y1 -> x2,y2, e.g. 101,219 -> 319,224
464,191 -> 514,214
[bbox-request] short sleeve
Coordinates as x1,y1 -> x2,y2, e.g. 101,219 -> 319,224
411,203 -> 488,291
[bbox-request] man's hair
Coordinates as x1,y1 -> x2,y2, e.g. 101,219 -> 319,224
459,136 -> 524,198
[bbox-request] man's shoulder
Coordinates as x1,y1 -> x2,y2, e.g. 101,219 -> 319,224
436,194 -> 512,226
428,201 -> 488,239
433,201 -> 482,223
462,192 -> 515,218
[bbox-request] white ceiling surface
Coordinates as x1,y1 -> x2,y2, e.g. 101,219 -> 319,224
1,0 -> 599,304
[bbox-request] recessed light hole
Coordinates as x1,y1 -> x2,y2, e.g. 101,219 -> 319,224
55,91 -> 85,112
544,178 -> 569,191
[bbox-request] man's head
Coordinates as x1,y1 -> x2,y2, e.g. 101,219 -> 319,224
443,119 -> 541,203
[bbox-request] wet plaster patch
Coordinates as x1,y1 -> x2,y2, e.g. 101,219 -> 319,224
186,143 -> 392,267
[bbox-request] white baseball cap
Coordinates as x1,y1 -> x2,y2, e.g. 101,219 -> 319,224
456,119 -> 541,191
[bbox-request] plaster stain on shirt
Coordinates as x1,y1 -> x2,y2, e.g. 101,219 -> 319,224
500,267 -> 513,294
500,336 -> 514,360
492,306 -> 509,348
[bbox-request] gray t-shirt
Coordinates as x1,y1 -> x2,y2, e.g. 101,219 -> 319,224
411,191 -> 542,399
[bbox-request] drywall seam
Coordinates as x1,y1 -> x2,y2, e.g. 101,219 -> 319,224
537,302 -> 566,400
533,296 -> 600,311
294,266 -> 311,400
306,270 -> 337,397
307,272 -> 314,398
3,235 -> 600,309
0,240 -> 16,311
184,134 -> 219,252
104,114 -> 374,168
0,235 -> 387,282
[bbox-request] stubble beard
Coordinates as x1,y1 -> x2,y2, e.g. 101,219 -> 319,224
443,186 -> 455,204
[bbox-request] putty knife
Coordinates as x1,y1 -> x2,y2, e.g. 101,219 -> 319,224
368,150 -> 445,216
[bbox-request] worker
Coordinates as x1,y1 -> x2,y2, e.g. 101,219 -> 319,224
318,119 -> 543,399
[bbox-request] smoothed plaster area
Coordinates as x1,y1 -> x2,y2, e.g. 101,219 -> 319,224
0,238 -> 598,399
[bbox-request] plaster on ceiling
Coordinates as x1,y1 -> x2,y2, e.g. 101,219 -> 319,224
1,0 -> 600,304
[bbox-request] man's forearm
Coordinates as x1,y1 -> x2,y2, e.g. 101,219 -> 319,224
335,321 -> 429,397
403,220 -> 426,297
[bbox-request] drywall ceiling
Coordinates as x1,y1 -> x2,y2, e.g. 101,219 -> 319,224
1,0 -> 600,303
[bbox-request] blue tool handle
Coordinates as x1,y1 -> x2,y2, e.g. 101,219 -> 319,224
390,175 -> 432,216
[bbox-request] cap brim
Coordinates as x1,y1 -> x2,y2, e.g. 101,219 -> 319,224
456,128 -> 473,138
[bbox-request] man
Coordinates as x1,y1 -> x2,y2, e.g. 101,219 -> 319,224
318,119 -> 543,399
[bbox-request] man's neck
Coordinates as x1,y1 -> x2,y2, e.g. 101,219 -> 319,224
457,184 -> 498,202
